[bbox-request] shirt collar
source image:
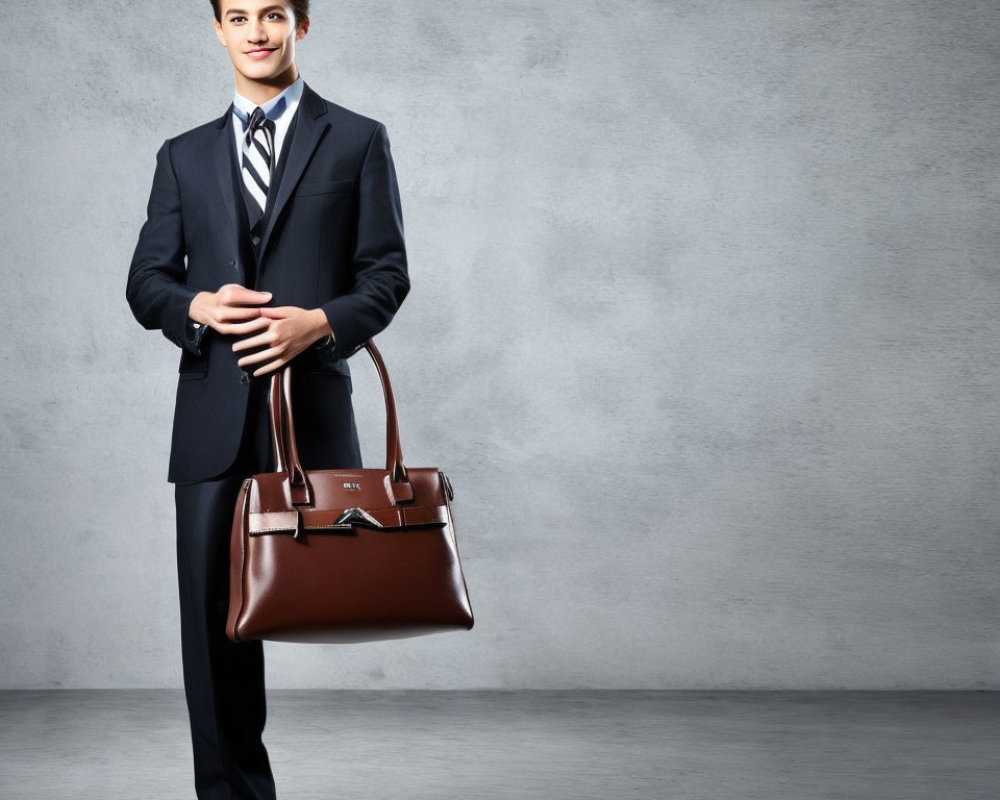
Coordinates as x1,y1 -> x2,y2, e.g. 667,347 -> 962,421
232,76 -> 304,127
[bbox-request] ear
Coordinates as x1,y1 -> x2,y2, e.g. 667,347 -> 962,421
295,17 -> 310,40
214,18 -> 228,47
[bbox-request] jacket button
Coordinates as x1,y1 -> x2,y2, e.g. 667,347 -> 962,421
229,259 -> 236,267
251,235 -> 261,246
240,370 -> 252,384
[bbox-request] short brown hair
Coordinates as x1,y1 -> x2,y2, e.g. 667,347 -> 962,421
210,1 -> 310,23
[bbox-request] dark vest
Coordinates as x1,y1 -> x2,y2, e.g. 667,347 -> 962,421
231,111 -> 301,288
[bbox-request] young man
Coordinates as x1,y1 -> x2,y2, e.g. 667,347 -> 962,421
126,1 -> 409,797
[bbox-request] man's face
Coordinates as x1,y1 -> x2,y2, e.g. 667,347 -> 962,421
214,2 -> 308,91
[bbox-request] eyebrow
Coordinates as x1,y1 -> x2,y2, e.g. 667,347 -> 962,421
225,5 -> 286,16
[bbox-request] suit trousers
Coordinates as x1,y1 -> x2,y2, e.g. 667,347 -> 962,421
173,370 -> 362,799
174,379 -> 276,800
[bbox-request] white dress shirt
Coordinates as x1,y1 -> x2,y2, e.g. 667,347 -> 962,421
231,76 -> 304,169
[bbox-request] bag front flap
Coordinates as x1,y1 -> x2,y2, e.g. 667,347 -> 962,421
246,466 -> 452,535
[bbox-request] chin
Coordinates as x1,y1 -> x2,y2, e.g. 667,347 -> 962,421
249,62 -> 289,77
240,68 -> 278,82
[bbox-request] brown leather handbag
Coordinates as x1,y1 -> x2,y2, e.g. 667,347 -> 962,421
226,340 -> 474,643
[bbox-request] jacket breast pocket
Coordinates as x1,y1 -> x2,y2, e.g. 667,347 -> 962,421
295,178 -> 356,198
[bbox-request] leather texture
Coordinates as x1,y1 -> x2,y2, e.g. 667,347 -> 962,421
226,340 -> 474,643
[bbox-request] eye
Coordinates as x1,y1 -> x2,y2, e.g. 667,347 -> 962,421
229,15 -> 247,24
266,12 -> 285,21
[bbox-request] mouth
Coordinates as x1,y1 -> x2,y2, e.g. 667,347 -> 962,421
245,47 -> 278,59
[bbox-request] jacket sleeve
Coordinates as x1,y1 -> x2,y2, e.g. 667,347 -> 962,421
320,123 -> 410,358
126,139 -> 203,354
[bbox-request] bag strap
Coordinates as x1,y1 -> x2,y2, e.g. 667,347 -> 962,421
268,339 -> 411,505
363,339 -> 408,484
268,368 -> 311,506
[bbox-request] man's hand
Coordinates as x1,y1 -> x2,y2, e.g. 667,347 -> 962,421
232,306 -> 333,377
189,284 -> 273,336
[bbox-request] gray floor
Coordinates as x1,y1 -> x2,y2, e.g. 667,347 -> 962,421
1,691 -> 998,799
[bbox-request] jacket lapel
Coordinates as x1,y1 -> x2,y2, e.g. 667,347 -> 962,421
212,106 -> 242,258
258,84 -> 330,260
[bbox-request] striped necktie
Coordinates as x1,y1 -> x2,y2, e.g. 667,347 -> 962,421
242,106 -> 276,227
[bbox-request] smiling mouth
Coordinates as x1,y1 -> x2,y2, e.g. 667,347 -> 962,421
245,48 -> 277,56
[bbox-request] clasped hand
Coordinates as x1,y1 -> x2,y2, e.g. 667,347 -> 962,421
188,284 -> 332,377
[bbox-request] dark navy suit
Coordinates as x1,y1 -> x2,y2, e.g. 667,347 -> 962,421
127,84 -> 409,799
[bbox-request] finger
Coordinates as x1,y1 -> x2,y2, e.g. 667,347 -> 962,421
232,330 -> 276,353
252,358 -> 288,377
219,286 -> 273,306
217,317 -> 271,336
258,306 -> 295,318
216,306 -> 265,323
237,346 -> 283,367
220,317 -> 271,336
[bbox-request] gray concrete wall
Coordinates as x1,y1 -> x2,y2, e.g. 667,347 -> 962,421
1,1 -> 998,689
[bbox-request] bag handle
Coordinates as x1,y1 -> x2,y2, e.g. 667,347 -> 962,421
268,369 -> 312,505
268,339 -> 411,505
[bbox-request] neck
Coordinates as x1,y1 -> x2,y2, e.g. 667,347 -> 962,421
235,65 -> 299,105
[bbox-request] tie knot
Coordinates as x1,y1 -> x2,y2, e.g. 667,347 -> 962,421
247,106 -> 269,131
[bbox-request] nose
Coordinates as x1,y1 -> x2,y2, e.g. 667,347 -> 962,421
247,19 -> 268,43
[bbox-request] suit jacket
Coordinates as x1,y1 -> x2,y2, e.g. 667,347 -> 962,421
127,84 -> 409,483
